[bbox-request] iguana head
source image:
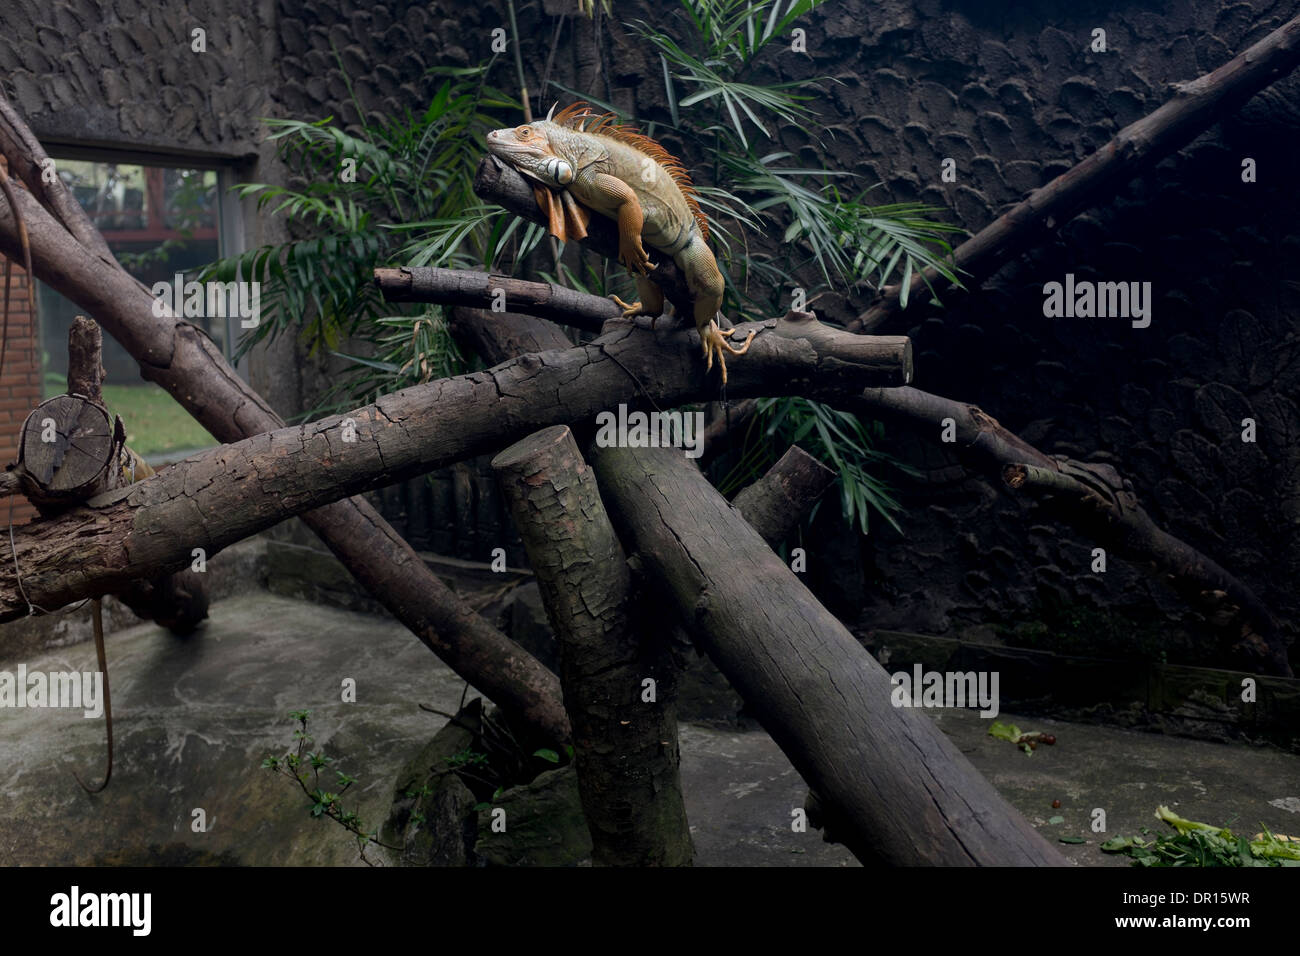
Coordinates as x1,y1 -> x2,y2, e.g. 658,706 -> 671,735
485,122 -> 575,189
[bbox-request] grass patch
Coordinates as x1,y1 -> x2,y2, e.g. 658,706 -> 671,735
45,373 -> 214,459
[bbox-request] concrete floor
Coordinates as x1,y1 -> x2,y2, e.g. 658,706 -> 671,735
0,592 -> 1295,866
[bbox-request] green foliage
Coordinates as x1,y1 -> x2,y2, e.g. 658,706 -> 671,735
617,0 -> 966,532
198,59 -> 539,395
627,0 -> 964,315
1102,807 -> 1300,867
262,709 -> 399,864
719,397 -> 912,534
197,2 -> 965,533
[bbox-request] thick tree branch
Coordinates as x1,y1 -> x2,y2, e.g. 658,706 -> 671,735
855,386 -> 1290,675
0,93 -> 114,261
591,443 -> 1067,866
493,425 -> 692,866
850,12 -> 1300,333
0,314 -> 910,621
731,445 -> 835,546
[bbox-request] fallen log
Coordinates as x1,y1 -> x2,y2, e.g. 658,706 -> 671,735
493,425 -> 692,866
850,12 -> 1300,333
591,442 -> 1067,866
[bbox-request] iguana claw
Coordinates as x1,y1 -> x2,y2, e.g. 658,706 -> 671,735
700,320 -> 755,386
611,294 -> 647,318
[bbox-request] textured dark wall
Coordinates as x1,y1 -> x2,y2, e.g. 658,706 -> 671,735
5,0 -> 1297,665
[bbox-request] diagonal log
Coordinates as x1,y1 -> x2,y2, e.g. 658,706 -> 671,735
447,300 -> 1054,866
0,105 -> 571,744
591,442 -> 1067,866
849,12 -> 1300,333
0,314 -> 909,623
854,386 -> 1290,676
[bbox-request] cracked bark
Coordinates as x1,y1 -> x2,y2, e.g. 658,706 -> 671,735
590,442 -> 1067,866
493,425 -> 691,866
448,306 -> 1052,865
16,316 -> 208,634
0,308 -> 908,623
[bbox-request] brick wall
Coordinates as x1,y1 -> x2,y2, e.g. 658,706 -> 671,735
0,263 -> 41,526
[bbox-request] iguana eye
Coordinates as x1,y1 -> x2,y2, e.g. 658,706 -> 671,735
516,126 -> 532,139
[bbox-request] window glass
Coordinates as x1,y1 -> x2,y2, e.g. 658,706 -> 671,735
37,160 -> 222,459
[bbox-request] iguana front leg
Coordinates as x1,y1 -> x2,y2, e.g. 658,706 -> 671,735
588,172 -> 655,275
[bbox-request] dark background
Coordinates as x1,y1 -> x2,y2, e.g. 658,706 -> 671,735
6,0 -> 1297,668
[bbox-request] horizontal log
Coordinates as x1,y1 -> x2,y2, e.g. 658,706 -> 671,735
0,312 -> 911,622
376,266 -> 619,333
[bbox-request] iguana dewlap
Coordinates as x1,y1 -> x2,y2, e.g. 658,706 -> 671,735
485,102 -> 754,383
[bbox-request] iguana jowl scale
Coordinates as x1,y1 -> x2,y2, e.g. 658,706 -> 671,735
486,102 -> 755,382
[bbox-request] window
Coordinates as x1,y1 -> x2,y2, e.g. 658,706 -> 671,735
36,158 -> 237,460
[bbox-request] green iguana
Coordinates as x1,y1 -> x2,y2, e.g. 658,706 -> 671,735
486,102 -> 754,382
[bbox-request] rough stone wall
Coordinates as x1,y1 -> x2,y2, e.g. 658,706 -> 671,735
775,0 -> 1300,666
519,0 -> 1300,665
4,0 -> 1296,665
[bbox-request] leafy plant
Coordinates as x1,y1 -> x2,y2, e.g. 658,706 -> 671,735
262,709 -> 399,864
719,397 -> 914,534
1102,806 -> 1300,867
198,58 -> 542,400
612,0 -> 965,531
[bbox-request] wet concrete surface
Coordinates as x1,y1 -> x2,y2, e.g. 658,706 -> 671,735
1,592 -> 1295,866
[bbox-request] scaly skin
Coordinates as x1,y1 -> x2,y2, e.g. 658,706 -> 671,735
486,105 -> 755,382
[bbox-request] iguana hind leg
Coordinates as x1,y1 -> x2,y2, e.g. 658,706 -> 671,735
683,236 -> 754,384
610,276 -> 666,324
699,318 -> 755,385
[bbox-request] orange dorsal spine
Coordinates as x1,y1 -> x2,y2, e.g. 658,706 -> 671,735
551,102 -> 710,242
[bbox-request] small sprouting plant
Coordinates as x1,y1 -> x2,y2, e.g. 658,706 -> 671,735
262,709 -> 400,865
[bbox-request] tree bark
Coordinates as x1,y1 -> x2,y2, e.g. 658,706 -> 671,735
591,443 -> 1067,866
493,426 -> 692,866
0,311 -> 911,623
849,12 -> 1300,333
0,121 -> 571,744
378,266 -> 619,333
854,386 -> 1290,675
731,445 -> 835,546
